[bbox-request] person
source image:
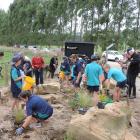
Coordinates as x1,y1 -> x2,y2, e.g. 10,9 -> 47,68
16,90 -> 53,135
11,55 -> 24,111
85,54 -> 104,105
60,56 -> 71,86
70,54 -> 83,87
32,53 -> 44,85
49,56 -> 58,78
126,48 -> 140,98
103,64 -> 127,102
14,52 -> 32,77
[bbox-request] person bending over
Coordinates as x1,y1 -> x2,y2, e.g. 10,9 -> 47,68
16,90 -> 53,135
103,64 -> 127,102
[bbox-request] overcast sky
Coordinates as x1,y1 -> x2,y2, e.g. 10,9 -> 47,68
0,0 -> 14,11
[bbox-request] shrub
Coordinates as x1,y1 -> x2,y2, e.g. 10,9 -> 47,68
69,91 -> 93,110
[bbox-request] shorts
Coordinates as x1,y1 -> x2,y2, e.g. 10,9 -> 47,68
32,109 -> 53,120
87,85 -> 99,93
116,80 -> 126,89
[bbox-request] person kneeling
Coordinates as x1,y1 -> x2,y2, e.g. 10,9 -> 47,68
16,90 -> 53,135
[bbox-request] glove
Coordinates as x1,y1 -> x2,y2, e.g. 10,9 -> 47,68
16,127 -> 24,135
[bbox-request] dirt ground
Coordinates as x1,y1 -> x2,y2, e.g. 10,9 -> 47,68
0,61 -> 140,140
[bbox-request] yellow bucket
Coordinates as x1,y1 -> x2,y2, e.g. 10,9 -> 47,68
22,76 -> 35,91
59,71 -> 65,80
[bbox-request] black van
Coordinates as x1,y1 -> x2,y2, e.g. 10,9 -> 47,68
65,41 -> 95,58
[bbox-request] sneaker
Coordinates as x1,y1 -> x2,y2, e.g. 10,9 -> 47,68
29,122 -> 42,128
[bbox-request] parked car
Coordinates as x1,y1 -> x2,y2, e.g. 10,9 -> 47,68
42,48 -> 50,52
28,45 -> 37,51
102,50 -> 123,61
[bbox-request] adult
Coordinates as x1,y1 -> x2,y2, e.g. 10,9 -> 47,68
71,54 -> 83,87
11,55 -> 23,111
16,90 -> 53,135
104,64 -> 127,102
49,56 -> 58,78
85,54 -> 104,105
32,52 -> 44,85
126,48 -> 140,98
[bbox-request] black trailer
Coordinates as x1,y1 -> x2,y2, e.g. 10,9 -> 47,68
65,41 -> 95,58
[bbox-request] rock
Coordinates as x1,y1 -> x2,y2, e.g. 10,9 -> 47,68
35,82 -> 60,94
39,94 -> 62,104
67,102 -> 131,140
125,131 -> 137,140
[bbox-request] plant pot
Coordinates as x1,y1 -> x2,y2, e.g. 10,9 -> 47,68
78,108 -> 88,115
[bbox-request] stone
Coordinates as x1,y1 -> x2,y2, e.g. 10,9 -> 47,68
35,82 -> 60,94
67,102 -> 132,140
125,131 -> 137,140
39,94 -> 62,104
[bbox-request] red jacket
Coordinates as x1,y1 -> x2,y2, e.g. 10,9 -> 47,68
32,56 -> 44,69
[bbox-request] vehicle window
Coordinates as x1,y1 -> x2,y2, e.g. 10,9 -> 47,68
114,52 -> 120,55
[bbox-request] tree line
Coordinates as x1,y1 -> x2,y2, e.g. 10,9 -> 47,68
0,0 -> 139,50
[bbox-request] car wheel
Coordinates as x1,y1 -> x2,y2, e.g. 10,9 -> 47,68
115,57 -> 119,62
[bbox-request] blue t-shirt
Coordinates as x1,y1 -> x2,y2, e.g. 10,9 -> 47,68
108,68 -> 126,82
85,62 -> 103,86
11,66 -> 22,89
60,60 -> 70,73
73,60 -> 83,76
26,95 -> 53,116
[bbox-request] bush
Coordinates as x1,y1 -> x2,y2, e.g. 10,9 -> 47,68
69,91 -> 93,110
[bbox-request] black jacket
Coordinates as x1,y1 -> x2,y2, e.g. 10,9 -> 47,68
127,53 -> 140,75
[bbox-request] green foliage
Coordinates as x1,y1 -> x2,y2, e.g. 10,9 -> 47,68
0,0 -> 139,49
69,91 -> 93,110
64,133 -> 75,140
14,108 -> 25,124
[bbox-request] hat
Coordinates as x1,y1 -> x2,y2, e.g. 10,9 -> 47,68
12,54 -> 22,64
91,54 -> 98,60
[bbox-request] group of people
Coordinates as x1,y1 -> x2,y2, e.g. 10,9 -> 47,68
10,47 -> 140,135
59,48 -> 140,104
10,52 -> 55,135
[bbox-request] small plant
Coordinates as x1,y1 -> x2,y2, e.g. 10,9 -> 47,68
69,91 -> 93,110
64,133 -> 75,140
78,92 -> 93,108
69,94 -> 79,110
14,108 -> 25,124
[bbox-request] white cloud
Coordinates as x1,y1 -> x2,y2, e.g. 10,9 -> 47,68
0,0 -> 14,11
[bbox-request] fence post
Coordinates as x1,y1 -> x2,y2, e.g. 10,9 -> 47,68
4,63 -> 9,86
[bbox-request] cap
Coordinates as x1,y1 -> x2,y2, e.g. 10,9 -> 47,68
91,54 -> 98,60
